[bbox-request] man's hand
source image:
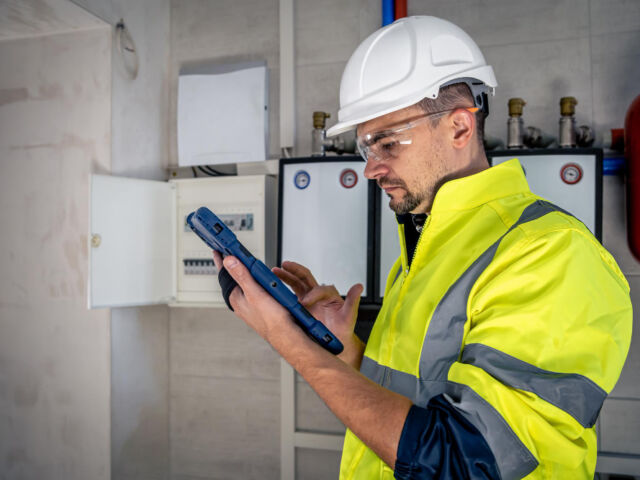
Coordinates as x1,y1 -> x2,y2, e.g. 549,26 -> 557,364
212,251 -> 296,347
273,261 -> 365,368
212,250 -> 410,470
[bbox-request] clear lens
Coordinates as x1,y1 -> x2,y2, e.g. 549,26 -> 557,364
357,133 -> 413,162
356,107 -> 478,162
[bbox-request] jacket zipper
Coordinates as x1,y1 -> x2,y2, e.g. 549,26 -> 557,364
405,214 -> 431,276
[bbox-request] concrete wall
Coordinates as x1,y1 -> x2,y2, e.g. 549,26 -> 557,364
168,0 -> 640,478
0,16 -> 112,480
408,0 -> 640,155
72,0 -> 173,479
0,0 -> 172,479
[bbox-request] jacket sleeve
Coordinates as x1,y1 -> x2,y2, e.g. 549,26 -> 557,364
441,226 -> 632,479
394,397 -> 501,479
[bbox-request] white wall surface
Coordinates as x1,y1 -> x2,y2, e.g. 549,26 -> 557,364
71,1 -> 172,479
0,19 -> 112,480
74,0 -> 171,180
0,0 -> 104,41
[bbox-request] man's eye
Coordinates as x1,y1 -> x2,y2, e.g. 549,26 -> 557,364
380,139 -> 399,152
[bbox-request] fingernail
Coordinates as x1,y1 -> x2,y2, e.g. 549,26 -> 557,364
225,257 -> 238,268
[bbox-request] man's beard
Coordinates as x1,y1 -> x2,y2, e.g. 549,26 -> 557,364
388,189 -> 424,214
379,178 -> 427,214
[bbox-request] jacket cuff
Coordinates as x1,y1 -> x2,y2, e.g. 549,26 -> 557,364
394,405 -> 428,479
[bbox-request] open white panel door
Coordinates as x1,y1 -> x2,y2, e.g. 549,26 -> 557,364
89,175 -> 176,308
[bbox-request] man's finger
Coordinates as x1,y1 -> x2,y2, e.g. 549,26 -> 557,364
212,250 -> 223,270
342,283 -> 364,318
223,256 -> 270,308
302,285 -> 343,307
228,285 -> 247,316
272,266 -> 308,298
281,261 -> 319,290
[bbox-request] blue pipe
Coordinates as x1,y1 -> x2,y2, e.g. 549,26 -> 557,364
604,156 -> 626,176
382,0 -> 394,26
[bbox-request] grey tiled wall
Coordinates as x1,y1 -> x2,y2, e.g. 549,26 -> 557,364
408,0 -> 640,146
170,308 -> 281,478
169,0 -> 640,478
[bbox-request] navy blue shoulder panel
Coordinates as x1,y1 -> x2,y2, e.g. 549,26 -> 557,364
394,395 -> 501,480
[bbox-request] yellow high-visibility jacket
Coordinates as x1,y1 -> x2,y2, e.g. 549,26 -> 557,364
339,159 -> 632,479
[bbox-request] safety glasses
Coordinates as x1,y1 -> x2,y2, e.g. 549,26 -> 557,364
356,107 -> 479,162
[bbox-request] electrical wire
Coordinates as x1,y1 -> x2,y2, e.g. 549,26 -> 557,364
115,20 -> 139,79
205,165 -> 233,176
196,166 -> 235,177
204,166 -> 224,175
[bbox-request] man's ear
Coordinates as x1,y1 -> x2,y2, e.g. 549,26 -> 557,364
449,108 -> 476,149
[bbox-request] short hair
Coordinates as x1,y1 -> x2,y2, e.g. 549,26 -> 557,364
417,82 -> 485,149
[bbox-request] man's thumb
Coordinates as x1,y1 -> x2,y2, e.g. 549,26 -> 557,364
343,283 -> 364,315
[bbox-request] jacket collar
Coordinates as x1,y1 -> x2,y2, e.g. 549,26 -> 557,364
430,158 -> 530,213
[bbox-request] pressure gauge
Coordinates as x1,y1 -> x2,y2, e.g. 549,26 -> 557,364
560,163 -> 583,185
339,168 -> 358,189
294,170 -> 311,189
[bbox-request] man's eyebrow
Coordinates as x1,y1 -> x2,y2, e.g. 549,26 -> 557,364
363,130 -> 393,147
371,131 -> 391,143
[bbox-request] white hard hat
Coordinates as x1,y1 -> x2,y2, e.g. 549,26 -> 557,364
326,16 -> 497,137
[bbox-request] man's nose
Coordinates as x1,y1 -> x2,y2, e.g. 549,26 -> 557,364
363,158 -> 388,180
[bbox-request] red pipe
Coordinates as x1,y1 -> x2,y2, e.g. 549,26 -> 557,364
626,94 -> 640,261
395,0 -> 407,19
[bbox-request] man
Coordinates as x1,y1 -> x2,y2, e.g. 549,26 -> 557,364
213,16 -> 632,479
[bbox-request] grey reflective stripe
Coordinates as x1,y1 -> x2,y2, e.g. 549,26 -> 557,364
419,200 -> 569,383
445,382 -> 539,480
360,358 -> 538,479
360,356 -> 447,404
461,343 -> 606,428
360,357 -> 538,480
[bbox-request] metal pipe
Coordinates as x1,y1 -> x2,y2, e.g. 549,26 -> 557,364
279,0 -> 295,150
382,0 -> 394,26
558,96 -> 577,148
576,125 -> 595,147
311,111 -> 355,156
311,112 -> 330,156
507,98 -> 526,149
394,0 -> 407,19
523,127 -> 556,148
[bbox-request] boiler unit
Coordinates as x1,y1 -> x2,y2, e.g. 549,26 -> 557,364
278,156 -> 374,301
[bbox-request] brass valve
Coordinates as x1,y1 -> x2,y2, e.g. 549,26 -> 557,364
313,111 -> 330,129
508,98 -> 526,117
560,97 -> 577,116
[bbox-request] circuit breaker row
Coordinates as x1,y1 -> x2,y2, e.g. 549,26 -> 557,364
183,258 -> 216,275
